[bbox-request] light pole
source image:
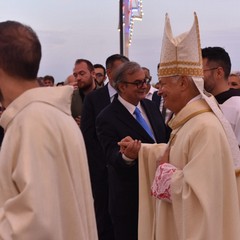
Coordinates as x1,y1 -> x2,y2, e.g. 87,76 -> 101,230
119,0 -> 123,55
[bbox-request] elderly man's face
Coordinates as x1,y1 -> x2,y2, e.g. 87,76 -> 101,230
158,76 -> 182,114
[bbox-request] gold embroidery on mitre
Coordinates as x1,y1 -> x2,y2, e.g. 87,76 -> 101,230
159,67 -> 203,77
160,60 -> 201,67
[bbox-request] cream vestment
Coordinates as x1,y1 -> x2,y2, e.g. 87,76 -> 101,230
0,86 -> 98,240
139,99 -> 240,240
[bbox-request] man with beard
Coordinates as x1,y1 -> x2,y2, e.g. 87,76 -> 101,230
71,58 -> 98,126
202,47 -> 240,146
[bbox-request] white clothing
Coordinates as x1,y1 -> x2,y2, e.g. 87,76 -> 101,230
220,96 -> 240,145
0,86 -> 98,240
145,86 -> 158,100
107,82 -> 116,102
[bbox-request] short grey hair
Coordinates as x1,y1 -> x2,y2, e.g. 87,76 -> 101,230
113,61 -> 142,92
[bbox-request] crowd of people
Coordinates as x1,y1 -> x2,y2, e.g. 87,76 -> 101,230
0,12 -> 240,240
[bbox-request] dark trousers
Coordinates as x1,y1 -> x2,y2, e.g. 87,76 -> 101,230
92,178 -> 114,240
112,213 -> 138,240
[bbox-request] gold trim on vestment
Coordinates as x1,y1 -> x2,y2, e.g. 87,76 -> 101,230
171,109 -> 211,130
168,109 -> 211,147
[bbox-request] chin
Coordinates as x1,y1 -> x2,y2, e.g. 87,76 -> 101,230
139,93 -> 146,98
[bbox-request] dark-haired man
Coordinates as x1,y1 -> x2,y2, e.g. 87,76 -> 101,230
0,20 -> 97,239
96,61 -> 168,240
202,47 -> 240,145
71,58 -> 97,126
94,63 -> 107,87
43,75 -> 55,86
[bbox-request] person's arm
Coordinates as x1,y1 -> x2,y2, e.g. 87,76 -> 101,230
96,114 -> 138,170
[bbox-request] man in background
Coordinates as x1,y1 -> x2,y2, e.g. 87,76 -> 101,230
202,47 -> 240,146
143,66 -> 172,123
228,71 -> 240,89
71,58 -> 97,126
94,63 -> 107,87
43,75 -> 55,86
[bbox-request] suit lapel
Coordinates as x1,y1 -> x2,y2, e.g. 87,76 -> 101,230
112,98 -> 155,143
102,85 -> 111,105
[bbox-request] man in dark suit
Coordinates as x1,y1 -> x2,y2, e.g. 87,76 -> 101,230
80,54 -> 129,240
96,61 -> 168,240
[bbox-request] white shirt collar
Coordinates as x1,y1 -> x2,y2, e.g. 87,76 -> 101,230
118,95 -> 138,115
108,83 -> 117,101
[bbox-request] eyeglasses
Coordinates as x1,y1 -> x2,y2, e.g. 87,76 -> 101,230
203,67 -> 219,72
121,77 -> 152,88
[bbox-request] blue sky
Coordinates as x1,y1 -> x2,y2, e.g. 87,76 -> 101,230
1,0 -> 240,83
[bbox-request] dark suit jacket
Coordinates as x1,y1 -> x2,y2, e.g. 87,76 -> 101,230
152,90 -> 161,108
96,97 -> 168,239
81,84 -> 112,181
81,84 -> 115,240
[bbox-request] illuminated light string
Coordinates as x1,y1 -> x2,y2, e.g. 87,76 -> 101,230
124,0 -> 143,46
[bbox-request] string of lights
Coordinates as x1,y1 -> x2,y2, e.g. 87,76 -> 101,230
119,0 -> 143,56
128,0 -> 143,46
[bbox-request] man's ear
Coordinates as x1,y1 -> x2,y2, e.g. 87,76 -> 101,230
118,82 -> 125,93
106,68 -> 111,79
216,67 -> 225,79
179,76 -> 191,90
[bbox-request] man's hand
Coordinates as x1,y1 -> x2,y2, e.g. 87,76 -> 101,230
74,116 -> 81,127
118,136 -> 141,160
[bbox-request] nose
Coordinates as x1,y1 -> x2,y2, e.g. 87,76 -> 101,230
75,75 -> 82,83
142,81 -> 148,88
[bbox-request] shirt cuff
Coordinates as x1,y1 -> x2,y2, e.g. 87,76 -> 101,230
122,154 -> 136,165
